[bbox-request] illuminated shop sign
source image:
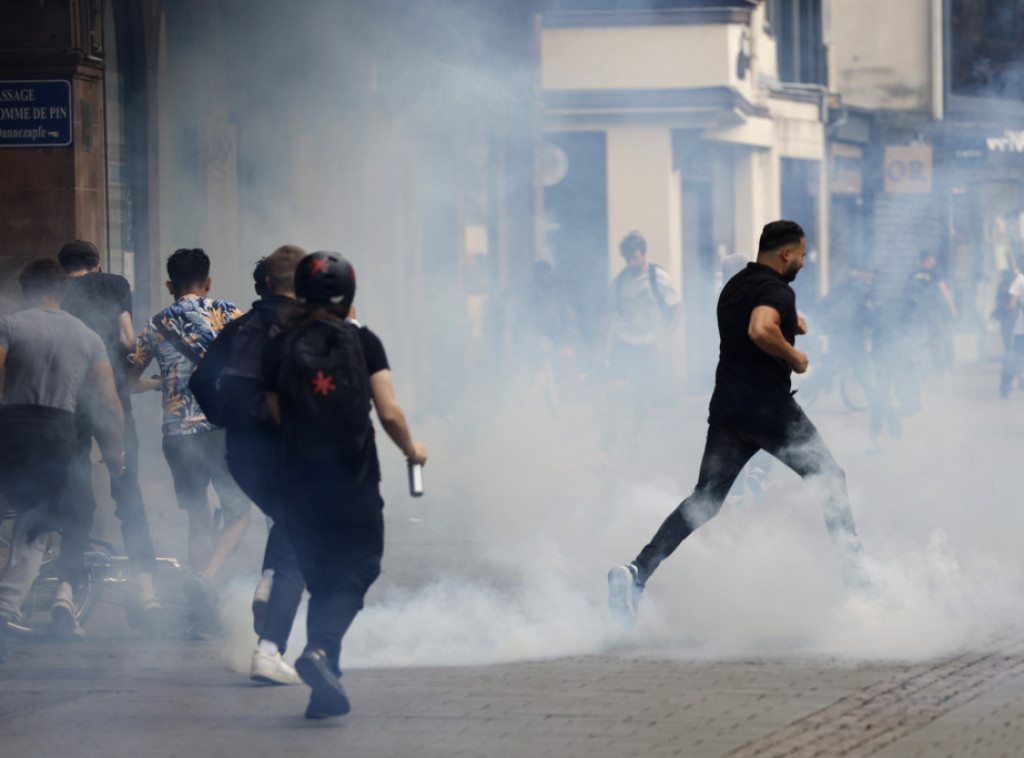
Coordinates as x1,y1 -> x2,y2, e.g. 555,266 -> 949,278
986,131 -> 1024,153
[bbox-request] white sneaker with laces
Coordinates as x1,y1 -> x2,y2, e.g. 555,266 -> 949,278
52,581 -> 85,641
607,563 -> 643,628
251,648 -> 301,685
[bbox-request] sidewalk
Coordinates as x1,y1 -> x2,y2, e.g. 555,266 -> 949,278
2,626 -> 1024,757
3,360 -> 1023,757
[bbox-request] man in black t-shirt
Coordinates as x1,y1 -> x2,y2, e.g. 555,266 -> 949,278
608,221 -> 866,628
263,252 -> 426,720
56,240 -> 164,638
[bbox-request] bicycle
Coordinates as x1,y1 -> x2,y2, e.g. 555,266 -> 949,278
0,510 -> 190,638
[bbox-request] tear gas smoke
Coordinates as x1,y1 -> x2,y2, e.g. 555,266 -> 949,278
102,0 -> 1024,675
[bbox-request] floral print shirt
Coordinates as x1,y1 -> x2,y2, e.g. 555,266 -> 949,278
130,294 -> 243,436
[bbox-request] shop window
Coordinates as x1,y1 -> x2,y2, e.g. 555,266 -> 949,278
949,0 -> 1024,99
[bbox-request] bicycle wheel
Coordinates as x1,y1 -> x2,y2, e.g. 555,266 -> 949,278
14,563 -> 99,637
840,369 -> 871,411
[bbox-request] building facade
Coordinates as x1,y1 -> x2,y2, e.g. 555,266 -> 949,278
0,0 -> 540,415
828,0 -> 1024,358
539,0 -> 833,382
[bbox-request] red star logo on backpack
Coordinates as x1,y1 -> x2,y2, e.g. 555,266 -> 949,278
311,370 -> 336,396
309,257 -> 329,275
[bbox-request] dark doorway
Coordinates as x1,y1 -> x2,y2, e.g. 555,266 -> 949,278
543,131 -> 608,360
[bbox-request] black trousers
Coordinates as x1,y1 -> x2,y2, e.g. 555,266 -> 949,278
280,461 -> 383,675
226,428 -> 304,652
634,395 -> 863,584
57,394 -> 157,586
1000,334 -> 1024,396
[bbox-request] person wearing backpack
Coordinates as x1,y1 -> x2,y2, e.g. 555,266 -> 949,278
263,251 -> 427,719
604,230 -> 680,445
128,248 -> 252,637
190,245 -> 307,685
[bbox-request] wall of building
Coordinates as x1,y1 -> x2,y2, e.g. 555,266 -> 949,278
0,0 -> 107,308
829,0 -> 935,113
542,22 -> 753,98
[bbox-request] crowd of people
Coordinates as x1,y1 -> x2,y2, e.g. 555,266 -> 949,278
0,219 -> 1019,718
0,242 -> 427,720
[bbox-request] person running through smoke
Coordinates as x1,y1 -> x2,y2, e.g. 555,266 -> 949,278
0,259 -> 125,661
608,221 -> 867,627
128,248 -> 252,637
263,252 -> 427,719
54,240 -> 166,640
191,246 -> 308,685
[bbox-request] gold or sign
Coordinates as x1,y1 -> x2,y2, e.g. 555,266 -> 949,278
829,142 -> 863,195
884,145 -> 932,194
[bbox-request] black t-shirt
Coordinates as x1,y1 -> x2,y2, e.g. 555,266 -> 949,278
61,272 -> 133,391
263,322 -> 390,480
263,324 -> 389,382
710,262 -> 798,415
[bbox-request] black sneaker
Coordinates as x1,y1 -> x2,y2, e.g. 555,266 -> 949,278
607,563 -> 644,628
295,649 -> 350,719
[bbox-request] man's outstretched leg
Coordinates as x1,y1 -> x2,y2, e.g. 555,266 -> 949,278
608,425 -> 756,627
759,402 -> 867,588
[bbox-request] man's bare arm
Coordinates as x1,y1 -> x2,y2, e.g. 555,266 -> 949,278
118,311 -> 135,353
939,281 -> 957,317
369,369 -> 427,464
748,305 -> 809,373
86,360 -> 126,477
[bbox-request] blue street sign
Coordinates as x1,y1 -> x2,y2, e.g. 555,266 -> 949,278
0,80 -> 73,148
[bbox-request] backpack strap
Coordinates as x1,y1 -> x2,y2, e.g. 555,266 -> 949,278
614,267 -> 629,316
154,319 -> 205,366
648,264 -> 673,317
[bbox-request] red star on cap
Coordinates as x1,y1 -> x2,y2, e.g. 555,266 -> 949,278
311,371 -> 336,396
309,257 -> 329,275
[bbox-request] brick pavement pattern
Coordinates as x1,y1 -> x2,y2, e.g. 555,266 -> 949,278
3,636 -> 1024,757
726,632 -> 1024,757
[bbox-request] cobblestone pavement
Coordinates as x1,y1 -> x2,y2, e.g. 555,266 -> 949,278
2,630 -> 1024,757
2,360 -> 1024,757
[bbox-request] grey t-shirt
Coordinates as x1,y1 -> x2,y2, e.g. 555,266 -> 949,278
0,307 -> 108,412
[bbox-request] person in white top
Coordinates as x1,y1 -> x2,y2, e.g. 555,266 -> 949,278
1002,267 -> 1024,397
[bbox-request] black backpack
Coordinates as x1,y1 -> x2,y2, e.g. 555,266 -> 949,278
189,307 -> 278,431
276,319 -> 372,463
217,310 -> 282,430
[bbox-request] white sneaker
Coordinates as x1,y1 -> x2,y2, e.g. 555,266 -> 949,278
607,563 -> 644,629
51,581 -> 85,642
250,648 -> 301,685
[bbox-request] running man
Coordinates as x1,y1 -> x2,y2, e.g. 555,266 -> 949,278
608,220 -> 867,627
